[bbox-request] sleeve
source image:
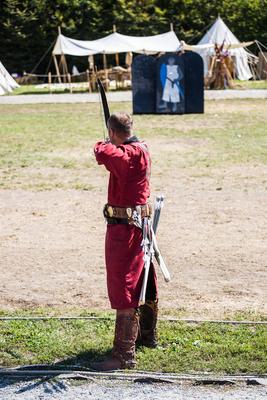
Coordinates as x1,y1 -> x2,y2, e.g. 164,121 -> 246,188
94,141 -> 130,178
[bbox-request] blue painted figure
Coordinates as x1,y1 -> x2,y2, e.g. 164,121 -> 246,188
160,57 -> 184,112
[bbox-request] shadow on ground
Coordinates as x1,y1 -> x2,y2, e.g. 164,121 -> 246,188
0,348 -> 111,395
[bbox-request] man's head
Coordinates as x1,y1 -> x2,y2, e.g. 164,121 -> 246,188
107,112 -> 133,145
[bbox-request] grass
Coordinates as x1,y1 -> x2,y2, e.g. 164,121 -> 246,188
233,79 -> 267,90
0,100 -> 266,190
0,102 -> 266,374
11,84 -> 129,96
11,82 -> 91,95
0,309 -> 266,373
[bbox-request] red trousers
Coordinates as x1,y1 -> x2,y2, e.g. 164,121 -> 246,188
105,223 -> 157,309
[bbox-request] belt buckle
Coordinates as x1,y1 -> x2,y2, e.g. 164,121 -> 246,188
107,205 -> 114,217
126,208 -> 132,219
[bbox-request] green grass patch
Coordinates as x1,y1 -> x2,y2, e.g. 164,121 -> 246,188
0,100 -> 266,189
11,84 -> 91,96
11,84 -> 131,96
233,79 -> 267,90
0,309 -> 266,374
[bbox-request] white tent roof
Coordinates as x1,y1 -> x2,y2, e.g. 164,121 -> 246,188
52,31 -> 181,56
198,17 -> 248,49
187,17 -> 254,80
0,62 -> 19,95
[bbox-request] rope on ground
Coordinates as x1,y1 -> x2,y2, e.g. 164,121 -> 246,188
0,316 -> 266,325
0,368 -> 266,384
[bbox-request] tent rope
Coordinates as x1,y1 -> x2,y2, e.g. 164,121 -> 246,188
255,40 -> 267,65
0,316 -> 266,325
187,19 -> 215,44
30,39 -> 56,75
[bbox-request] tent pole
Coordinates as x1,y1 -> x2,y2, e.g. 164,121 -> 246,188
103,53 -> 109,91
113,25 -> 119,66
115,53 -> 119,66
86,69 -> 92,93
170,22 -> 174,31
92,56 -> 96,91
60,55 -> 66,82
67,73 -> 72,93
48,72 -> 52,93
61,54 -> 69,83
53,55 -> 62,83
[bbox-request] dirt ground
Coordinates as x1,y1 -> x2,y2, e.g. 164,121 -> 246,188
0,134 -> 266,318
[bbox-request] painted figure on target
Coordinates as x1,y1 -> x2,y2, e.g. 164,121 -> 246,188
160,56 -> 184,112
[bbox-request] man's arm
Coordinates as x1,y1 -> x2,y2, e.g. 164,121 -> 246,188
94,141 -> 130,178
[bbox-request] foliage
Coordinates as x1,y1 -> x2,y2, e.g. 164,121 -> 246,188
0,0 -> 266,74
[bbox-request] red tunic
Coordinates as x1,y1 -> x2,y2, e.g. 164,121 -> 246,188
94,137 -> 156,309
94,139 -> 151,207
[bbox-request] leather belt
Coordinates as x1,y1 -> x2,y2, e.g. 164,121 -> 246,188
106,217 -> 129,225
103,203 -> 152,220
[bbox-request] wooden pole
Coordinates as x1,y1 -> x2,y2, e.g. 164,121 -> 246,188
113,25 -> 119,66
53,55 -> 62,83
115,53 -> 119,66
60,55 -> 66,82
67,73 -> 72,93
61,54 -> 69,83
88,55 -> 95,90
86,69 -> 92,93
53,26 -> 63,83
48,72 -> 52,93
92,58 -> 96,91
103,53 -> 108,91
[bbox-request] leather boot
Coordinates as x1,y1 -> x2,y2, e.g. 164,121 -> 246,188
91,309 -> 139,371
137,300 -> 158,348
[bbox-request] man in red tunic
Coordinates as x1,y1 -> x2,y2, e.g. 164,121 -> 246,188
92,112 -> 158,370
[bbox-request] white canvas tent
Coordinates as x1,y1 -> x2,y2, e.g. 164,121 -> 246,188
0,61 -> 19,95
184,17 -> 255,80
52,31 -> 181,56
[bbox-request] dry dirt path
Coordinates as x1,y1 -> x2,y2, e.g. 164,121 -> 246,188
0,162 -> 266,317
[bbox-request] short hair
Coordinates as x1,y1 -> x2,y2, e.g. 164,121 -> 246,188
107,112 -> 133,138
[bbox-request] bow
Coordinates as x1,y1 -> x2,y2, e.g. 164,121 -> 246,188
96,78 -> 110,139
